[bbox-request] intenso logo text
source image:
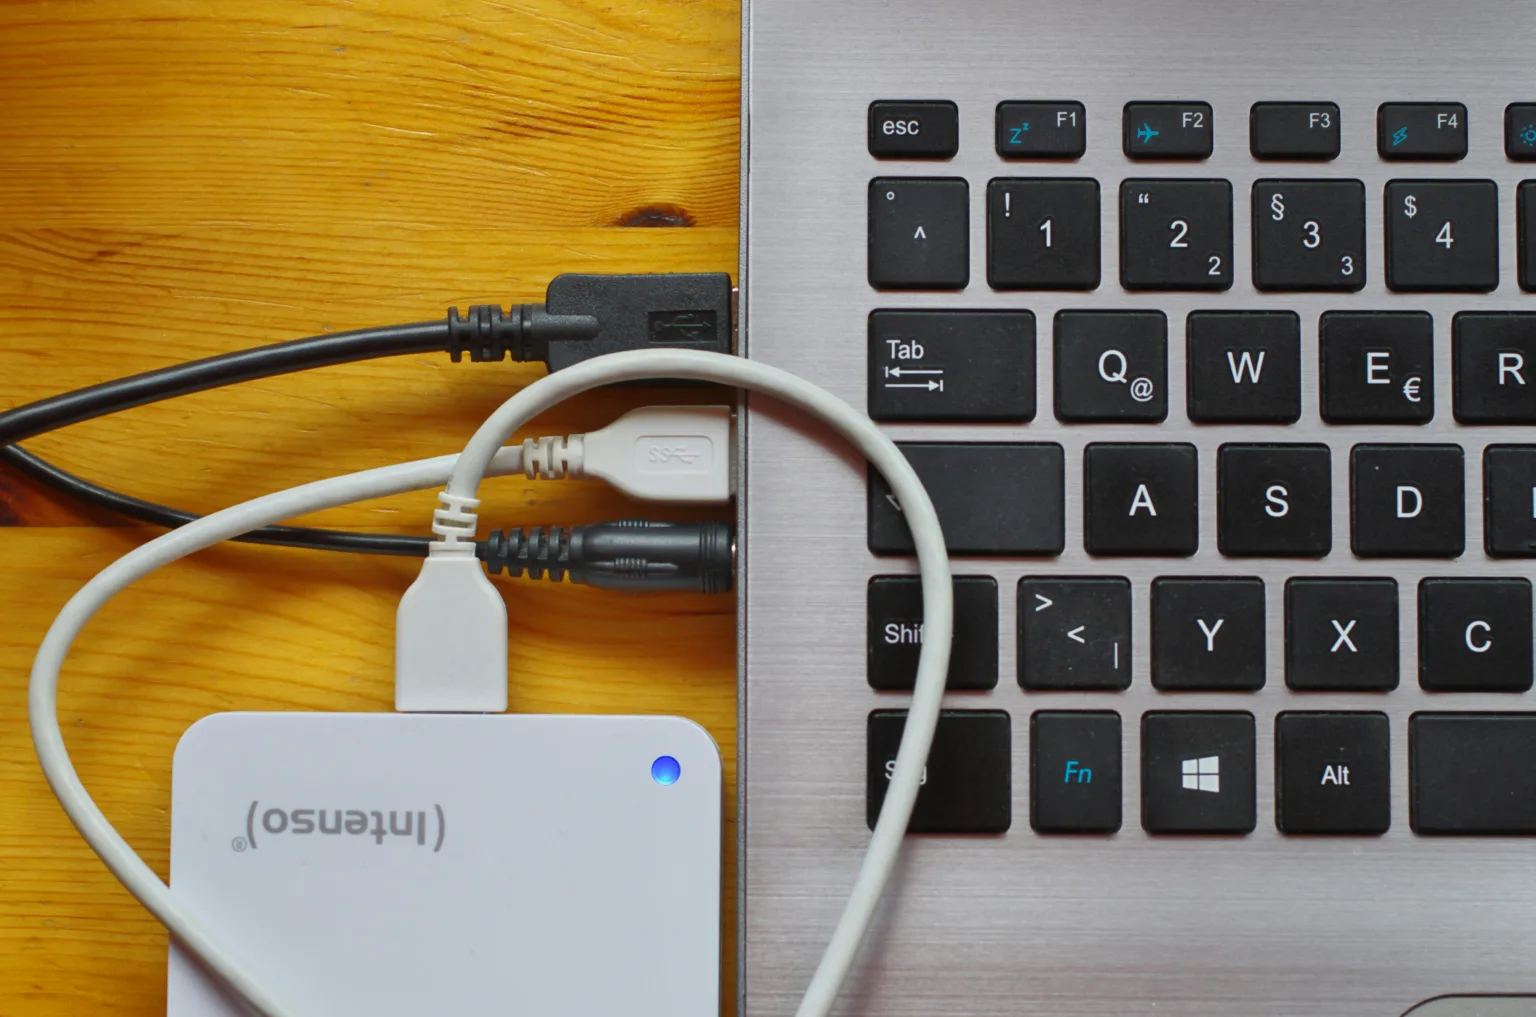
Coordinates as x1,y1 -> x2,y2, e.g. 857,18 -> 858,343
239,801 -> 446,853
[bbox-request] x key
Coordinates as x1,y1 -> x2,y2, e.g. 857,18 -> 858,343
1285,579 -> 1399,691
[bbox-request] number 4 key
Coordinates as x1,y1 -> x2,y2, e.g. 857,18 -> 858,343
1385,179 -> 1500,293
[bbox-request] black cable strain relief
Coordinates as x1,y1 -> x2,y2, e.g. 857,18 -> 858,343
446,304 -> 538,363
477,525 -> 572,581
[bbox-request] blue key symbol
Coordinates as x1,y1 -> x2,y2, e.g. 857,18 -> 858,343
1008,122 -> 1031,145
1391,126 -> 1409,147
1064,760 -> 1093,784
1136,123 -> 1160,144
1520,124 -> 1536,148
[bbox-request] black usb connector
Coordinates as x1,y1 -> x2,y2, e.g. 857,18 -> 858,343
448,273 -> 734,371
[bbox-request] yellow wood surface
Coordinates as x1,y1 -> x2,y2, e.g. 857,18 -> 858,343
0,3 -> 740,1013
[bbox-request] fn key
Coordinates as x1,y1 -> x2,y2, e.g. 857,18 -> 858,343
868,709 -> 1012,833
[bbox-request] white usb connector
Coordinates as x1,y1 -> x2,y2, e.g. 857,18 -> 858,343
571,404 -> 733,504
394,404 -> 735,714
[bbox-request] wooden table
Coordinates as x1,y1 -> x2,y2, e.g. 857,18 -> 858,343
0,3 -> 739,1012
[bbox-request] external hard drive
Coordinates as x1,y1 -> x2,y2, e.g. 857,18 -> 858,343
167,712 -> 721,1016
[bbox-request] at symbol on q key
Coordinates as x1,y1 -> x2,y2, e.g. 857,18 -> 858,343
1129,377 -> 1155,403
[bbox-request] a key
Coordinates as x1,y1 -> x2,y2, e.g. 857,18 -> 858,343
868,177 -> 969,290
1054,310 -> 1167,422
1120,179 -> 1233,291
1031,711 -> 1122,834
1319,311 -> 1434,424
867,310 -> 1036,422
868,443 -> 1065,556
1284,579 -> 1400,691
1249,102 -> 1341,160
1506,104 -> 1536,161
1084,443 -> 1199,556
987,178 -> 1100,290
866,709 -> 1011,833
1217,443 -> 1332,557
1150,577 -> 1266,691
1275,712 -> 1391,835
1418,578 -> 1533,692
1141,712 -> 1256,835
1378,102 -> 1468,160
1350,444 -> 1464,558
1484,445 -> 1536,557
868,101 -> 959,159
1453,313 -> 1536,423
1252,179 -> 1365,291
867,576 -> 998,691
1385,180 -> 1499,292
995,101 -> 1087,159
1123,102 -> 1213,159
1017,576 -> 1132,691
1185,311 -> 1301,423
1412,714 -> 1536,834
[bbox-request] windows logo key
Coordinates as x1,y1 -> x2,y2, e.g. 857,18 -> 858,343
1181,756 -> 1221,793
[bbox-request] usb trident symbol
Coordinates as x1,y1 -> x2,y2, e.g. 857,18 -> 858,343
1391,126 -> 1409,147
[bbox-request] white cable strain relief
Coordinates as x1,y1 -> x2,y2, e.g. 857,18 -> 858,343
430,491 -> 481,552
521,433 -> 585,480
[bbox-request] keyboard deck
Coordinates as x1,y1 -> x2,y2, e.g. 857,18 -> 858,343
740,1 -> 1536,1014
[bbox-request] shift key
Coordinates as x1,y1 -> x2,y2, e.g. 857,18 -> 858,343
869,310 -> 1037,422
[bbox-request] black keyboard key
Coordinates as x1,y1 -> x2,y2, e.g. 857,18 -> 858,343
1123,102 -> 1213,159
1275,712 -> 1391,835
1018,576 -> 1132,691
1319,311 -> 1434,424
868,178 -> 969,290
1419,578 -> 1533,692
1120,179 -> 1233,291
1453,313 -> 1536,424
1378,102 -> 1467,160
1031,711 -> 1122,834
868,101 -> 959,159
868,576 -> 998,691
1385,180 -> 1499,293
1054,310 -> 1167,422
868,443 -> 1065,556
1141,712 -> 1256,835
1249,102 -> 1341,160
996,101 -> 1087,159
1507,105 -> 1536,160
1217,443 -> 1332,557
1251,179 -> 1366,291
867,709 -> 1011,833
987,178 -> 1100,290
1185,311 -> 1302,423
1084,443 -> 1199,557
1151,577 -> 1266,691
1350,444 -> 1465,558
1411,713 -> 1536,834
868,310 -> 1036,423
1521,181 -> 1536,292
1485,445 -> 1536,557
1285,579 -> 1399,692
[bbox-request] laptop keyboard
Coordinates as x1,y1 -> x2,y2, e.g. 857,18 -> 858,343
863,98 -> 1536,841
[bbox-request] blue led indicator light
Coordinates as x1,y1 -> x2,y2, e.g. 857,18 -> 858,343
651,755 -> 682,786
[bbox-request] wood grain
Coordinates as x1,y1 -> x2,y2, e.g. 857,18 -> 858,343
0,2 -> 741,1013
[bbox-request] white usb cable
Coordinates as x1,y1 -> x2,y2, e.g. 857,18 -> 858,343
28,349 -> 953,1017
